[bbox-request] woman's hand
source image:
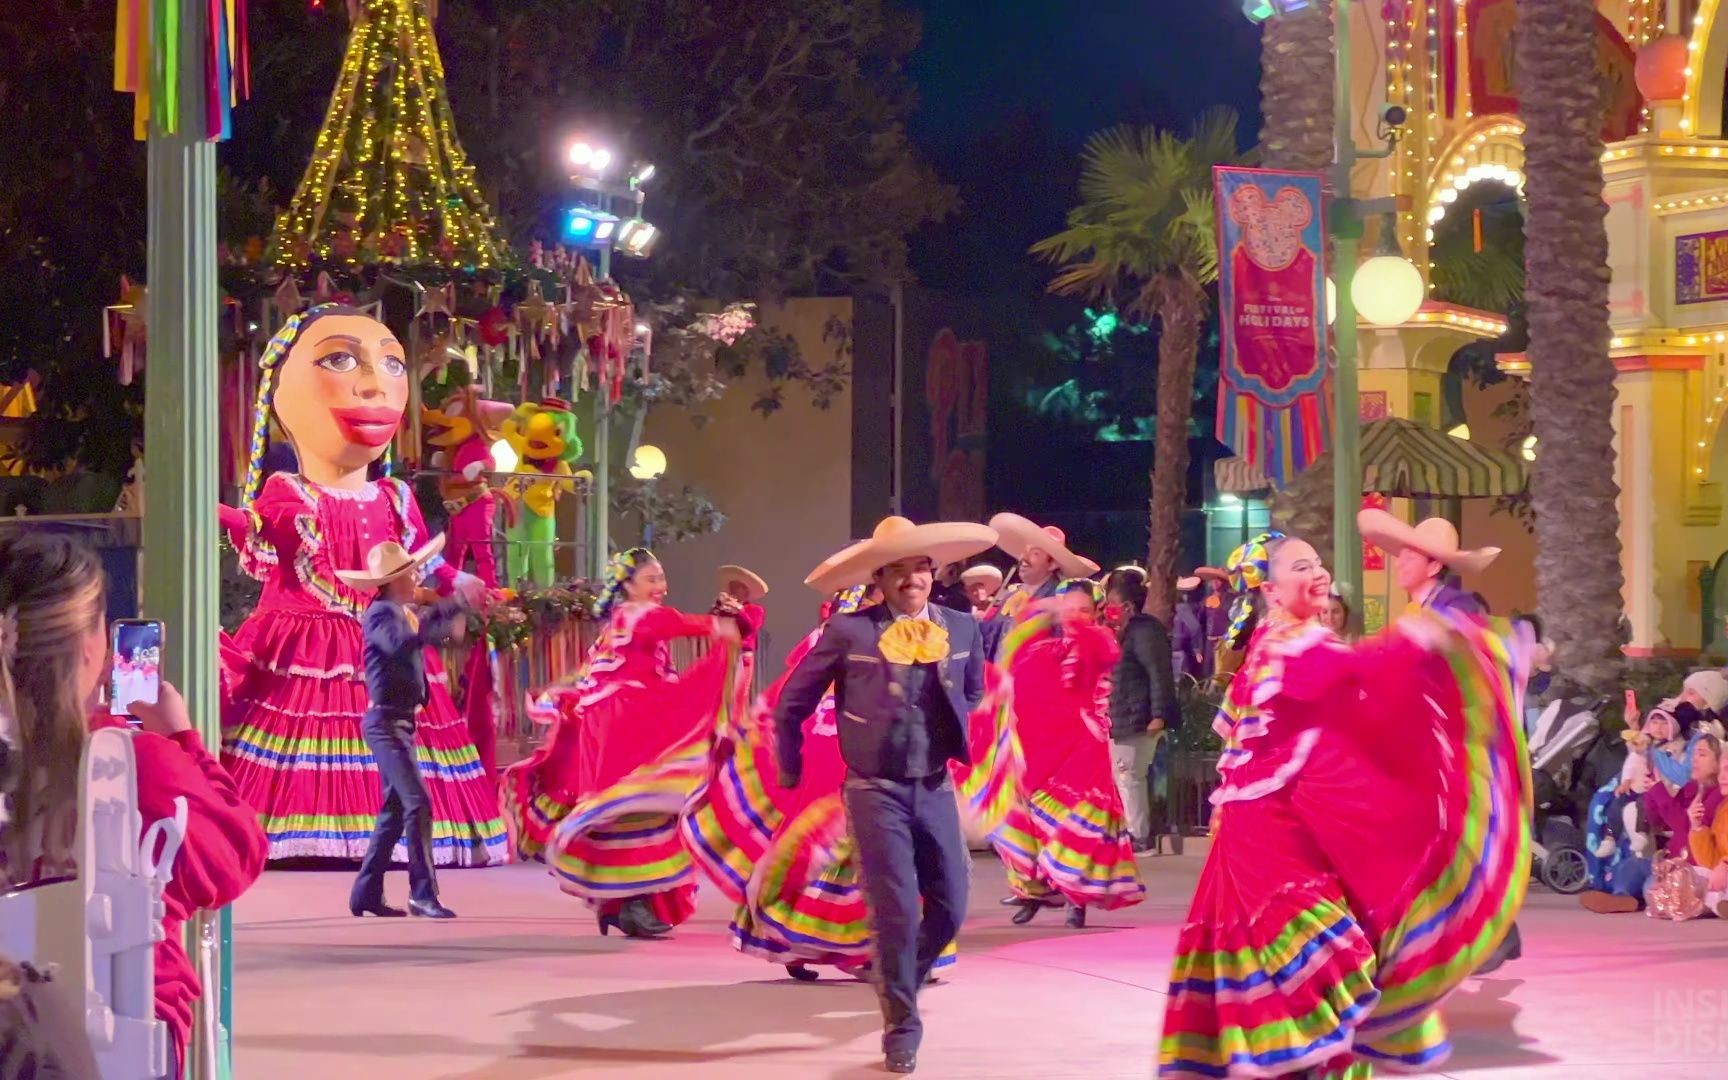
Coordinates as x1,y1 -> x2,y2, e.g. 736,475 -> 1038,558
712,620 -> 741,644
1689,792 -> 1707,830
125,682 -> 192,738
1633,772 -> 1656,795
454,572 -> 490,610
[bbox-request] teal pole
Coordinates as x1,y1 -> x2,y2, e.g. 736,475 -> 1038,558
142,1 -> 225,1076
1330,0 -> 1365,612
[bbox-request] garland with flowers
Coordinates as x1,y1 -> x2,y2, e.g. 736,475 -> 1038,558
475,581 -> 601,652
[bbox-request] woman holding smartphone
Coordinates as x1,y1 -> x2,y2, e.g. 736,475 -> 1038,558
0,532 -> 268,1078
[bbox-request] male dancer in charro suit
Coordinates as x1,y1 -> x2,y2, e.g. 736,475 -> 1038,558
773,516 -> 997,1074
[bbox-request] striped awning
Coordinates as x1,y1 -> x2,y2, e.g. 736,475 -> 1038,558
1360,417 -> 1527,498
1212,417 -> 1528,498
1213,455 -> 1271,494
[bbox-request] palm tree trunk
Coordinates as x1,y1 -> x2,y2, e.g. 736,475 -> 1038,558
1259,0 -> 1336,174
1147,271 -> 1206,625
1258,1 -> 1339,559
1517,0 -> 1624,694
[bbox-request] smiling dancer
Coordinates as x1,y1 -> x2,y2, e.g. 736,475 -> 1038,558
1158,532 -> 1530,1079
502,548 -> 741,938
218,306 -> 504,865
772,516 -> 996,1074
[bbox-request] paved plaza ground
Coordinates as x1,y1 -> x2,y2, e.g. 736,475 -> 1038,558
232,843 -> 1728,1079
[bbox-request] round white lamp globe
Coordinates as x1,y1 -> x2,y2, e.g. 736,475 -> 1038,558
1352,255 -> 1425,327
629,444 -> 668,481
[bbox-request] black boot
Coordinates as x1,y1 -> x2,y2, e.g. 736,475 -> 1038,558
1065,904 -> 1086,929
617,898 -> 671,938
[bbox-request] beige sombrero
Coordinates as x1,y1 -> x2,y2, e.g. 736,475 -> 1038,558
716,564 -> 769,601
1357,509 -> 1501,576
960,564 -> 1005,586
988,513 -> 1101,578
336,535 -> 446,590
805,517 -> 998,593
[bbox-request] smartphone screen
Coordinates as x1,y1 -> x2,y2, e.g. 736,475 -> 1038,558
109,620 -> 164,718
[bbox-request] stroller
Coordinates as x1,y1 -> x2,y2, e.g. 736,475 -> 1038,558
1524,695 -> 1613,894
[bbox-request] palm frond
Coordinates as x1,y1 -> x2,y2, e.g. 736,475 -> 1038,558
1033,108 -> 1245,309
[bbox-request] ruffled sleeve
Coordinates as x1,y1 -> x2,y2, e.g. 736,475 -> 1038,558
1062,622 -> 1121,691
1210,618 -> 1342,806
229,474 -> 307,582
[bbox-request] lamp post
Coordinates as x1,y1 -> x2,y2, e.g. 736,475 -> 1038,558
628,443 -> 668,547
565,140 -> 659,579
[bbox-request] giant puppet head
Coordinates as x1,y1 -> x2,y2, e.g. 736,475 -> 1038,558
251,305 -> 408,493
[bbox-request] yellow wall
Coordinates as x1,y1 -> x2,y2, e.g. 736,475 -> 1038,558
640,298 -> 855,671
1458,377 -> 1538,616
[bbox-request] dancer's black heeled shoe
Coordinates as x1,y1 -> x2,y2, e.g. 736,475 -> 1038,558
1065,904 -> 1086,929
786,963 -> 819,982
350,900 -> 407,918
614,899 -> 671,939
1011,899 -> 1041,925
597,912 -> 621,937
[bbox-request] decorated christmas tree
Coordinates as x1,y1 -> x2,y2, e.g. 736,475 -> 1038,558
271,0 -> 507,269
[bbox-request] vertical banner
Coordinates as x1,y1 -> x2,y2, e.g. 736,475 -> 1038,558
1214,166 -> 1332,489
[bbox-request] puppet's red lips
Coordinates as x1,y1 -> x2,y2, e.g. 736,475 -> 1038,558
334,407 -> 402,446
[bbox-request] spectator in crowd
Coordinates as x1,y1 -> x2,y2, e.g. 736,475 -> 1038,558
1687,740 -> 1728,918
1103,567 -> 1178,854
0,533 -> 268,1078
1583,731 -> 1723,914
1323,590 -> 1351,637
1171,576 -> 1208,683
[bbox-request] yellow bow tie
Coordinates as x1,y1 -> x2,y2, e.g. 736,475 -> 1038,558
880,618 -> 950,666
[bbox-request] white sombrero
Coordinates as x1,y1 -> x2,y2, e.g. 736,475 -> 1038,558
988,513 -> 1101,578
716,564 -> 769,601
805,517 -> 998,593
335,535 -> 446,590
1357,509 -> 1501,576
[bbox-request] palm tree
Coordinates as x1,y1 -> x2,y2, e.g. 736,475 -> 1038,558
1516,0 -> 1625,694
1031,110 -> 1247,624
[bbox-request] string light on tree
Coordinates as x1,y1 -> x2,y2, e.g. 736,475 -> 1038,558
271,0 -> 507,269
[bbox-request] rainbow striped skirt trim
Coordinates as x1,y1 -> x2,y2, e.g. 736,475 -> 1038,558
548,743 -> 707,914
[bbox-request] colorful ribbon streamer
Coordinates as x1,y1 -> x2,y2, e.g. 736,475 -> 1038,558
115,0 -> 250,141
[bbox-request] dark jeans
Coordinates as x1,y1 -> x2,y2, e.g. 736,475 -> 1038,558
843,772 -> 970,1056
350,708 -> 439,908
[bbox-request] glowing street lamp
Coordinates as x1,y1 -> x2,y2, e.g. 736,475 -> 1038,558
1352,253 -> 1425,327
629,444 -> 668,481
568,140 -> 614,175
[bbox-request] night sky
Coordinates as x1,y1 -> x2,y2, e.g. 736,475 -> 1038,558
905,0 -> 1263,292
